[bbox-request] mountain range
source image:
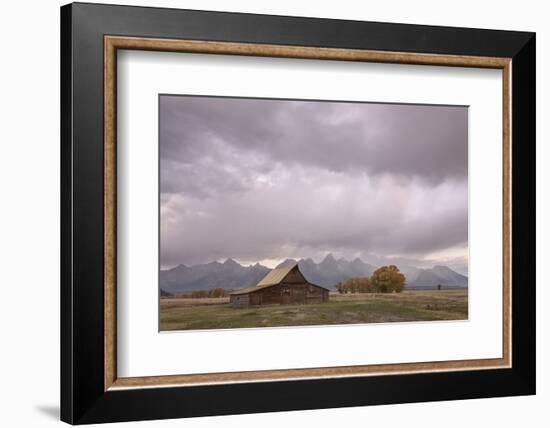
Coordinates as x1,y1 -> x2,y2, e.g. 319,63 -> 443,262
160,254 -> 468,294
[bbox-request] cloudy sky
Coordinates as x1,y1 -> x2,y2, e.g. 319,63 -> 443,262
160,95 -> 468,274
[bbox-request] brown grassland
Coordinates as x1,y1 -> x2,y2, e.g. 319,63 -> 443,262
159,289 -> 468,331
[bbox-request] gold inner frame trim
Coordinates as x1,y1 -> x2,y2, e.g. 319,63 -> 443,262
104,35 -> 512,391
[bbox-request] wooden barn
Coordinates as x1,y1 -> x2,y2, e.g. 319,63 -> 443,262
229,264 -> 329,307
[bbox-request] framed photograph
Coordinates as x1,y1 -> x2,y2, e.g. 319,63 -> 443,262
61,2 -> 535,424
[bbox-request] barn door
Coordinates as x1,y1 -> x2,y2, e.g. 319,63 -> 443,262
281,285 -> 291,304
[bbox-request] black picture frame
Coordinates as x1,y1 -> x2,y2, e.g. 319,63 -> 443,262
61,2 -> 535,424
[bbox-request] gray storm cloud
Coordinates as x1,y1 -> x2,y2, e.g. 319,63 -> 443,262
160,95 -> 468,270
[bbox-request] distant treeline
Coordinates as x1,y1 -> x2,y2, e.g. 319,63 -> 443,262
164,265 -> 408,298
176,288 -> 234,298
335,265 -> 405,294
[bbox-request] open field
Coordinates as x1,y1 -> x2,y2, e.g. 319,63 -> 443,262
160,289 -> 468,331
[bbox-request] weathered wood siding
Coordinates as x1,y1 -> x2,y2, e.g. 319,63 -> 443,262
232,282 -> 328,307
258,284 -> 282,305
230,265 -> 329,307
229,294 -> 249,307
281,269 -> 307,284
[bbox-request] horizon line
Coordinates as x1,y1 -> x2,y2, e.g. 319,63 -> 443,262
161,255 -> 468,275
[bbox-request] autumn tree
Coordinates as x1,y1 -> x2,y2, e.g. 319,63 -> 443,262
347,277 -> 372,293
187,288 -> 230,298
209,288 -> 225,298
336,277 -> 372,293
370,265 -> 405,293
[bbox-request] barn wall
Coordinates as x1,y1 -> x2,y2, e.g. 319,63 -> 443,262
253,282 -> 328,305
230,294 -> 250,307
258,284 -> 283,305
282,268 -> 307,284
231,279 -> 329,307
250,293 -> 262,305
305,283 -> 328,303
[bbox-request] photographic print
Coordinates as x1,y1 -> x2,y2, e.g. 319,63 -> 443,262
159,95 -> 468,331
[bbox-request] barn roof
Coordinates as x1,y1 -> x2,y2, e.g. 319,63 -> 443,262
230,263 -> 330,295
228,282 -> 276,295
256,264 -> 297,286
229,264 -> 297,295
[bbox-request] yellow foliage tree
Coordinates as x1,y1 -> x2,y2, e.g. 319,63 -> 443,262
336,277 -> 372,293
370,265 -> 405,293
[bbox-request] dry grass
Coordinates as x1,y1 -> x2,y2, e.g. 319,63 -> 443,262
160,296 -> 229,308
160,289 -> 468,331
